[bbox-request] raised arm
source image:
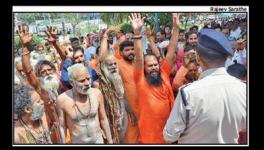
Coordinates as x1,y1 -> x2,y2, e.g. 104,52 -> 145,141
17,25 -> 42,93
18,25 -> 61,143
147,36 -> 161,59
165,13 -> 180,67
99,27 -> 118,56
129,13 -> 145,69
45,26 -> 66,61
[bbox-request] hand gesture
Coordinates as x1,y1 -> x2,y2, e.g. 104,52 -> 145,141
105,26 -> 119,35
129,13 -> 145,35
172,13 -> 180,29
45,26 -> 57,43
17,24 -> 33,46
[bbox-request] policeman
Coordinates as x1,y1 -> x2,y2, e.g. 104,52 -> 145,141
163,29 -> 246,144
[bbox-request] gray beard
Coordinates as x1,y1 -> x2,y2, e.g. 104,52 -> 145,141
102,66 -> 124,97
39,74 -> 59,102
30,104 -> 44,121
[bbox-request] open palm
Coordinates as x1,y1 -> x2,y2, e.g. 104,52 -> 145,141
129,13 -> 145,34
17,25 -> 33,46
45,26 -> 57,43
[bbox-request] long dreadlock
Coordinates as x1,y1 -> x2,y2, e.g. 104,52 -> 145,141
97,52 -> 122,144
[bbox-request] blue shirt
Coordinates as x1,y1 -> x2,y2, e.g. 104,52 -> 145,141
84,46 -> 97,65
61,59 -> 98,89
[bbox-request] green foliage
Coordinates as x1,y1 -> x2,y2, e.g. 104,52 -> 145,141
16,13 -> 40,25
120,23 -> 133,33
80,24 -> 98,36
14,34 -> 45,51
16,13 -> 61,25
100,13 -> 130,26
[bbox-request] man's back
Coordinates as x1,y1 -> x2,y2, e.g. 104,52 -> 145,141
179,67 -> 246,143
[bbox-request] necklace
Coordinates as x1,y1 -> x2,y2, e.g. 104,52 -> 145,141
20,119 -> 50,144
72,90 -> 98,140
72,90 -> 92,120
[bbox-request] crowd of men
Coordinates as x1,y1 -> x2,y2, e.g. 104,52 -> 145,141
14,13 -> 247,144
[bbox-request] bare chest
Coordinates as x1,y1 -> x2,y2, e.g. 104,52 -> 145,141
64,95 -> 99,124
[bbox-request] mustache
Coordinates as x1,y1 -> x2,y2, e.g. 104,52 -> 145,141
150,70 -> 159,74
40,74 -> 60,94
43,74 -> 57,80
110,69 -> 117,73
128,53 -> 135,57
82,86 -> 90,91
80,85 -> 90,94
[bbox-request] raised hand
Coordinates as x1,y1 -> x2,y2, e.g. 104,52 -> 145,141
45,26 -> 57,43
129,13 -> 145,35
172,13 -> 181,29
105,26 -> 119,35
17,24 -> 33,46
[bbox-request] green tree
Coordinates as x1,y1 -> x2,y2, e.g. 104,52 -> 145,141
100,13 -> 130,26
16,13 -> 43,25
120,23 -> 133,33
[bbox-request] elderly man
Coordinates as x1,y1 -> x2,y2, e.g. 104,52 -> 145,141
14,85 -> 52,144
96,50 -> 128,143
163,29 -> 246,144
100,27 -> 139,143
129,13 -> 179,143
56,63 -> 113,143
17,24 -> 62,143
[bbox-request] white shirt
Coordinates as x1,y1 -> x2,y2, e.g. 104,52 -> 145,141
163,67 -> 246,144
232,48 -> 247,66
229,27 -> 241,40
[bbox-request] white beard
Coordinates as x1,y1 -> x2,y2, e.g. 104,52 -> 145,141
39,74 -> 59,102
102,66 -> 124,97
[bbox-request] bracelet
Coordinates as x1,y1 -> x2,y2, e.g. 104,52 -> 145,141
22,51 -> 30,56
132,35 -> 142,39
